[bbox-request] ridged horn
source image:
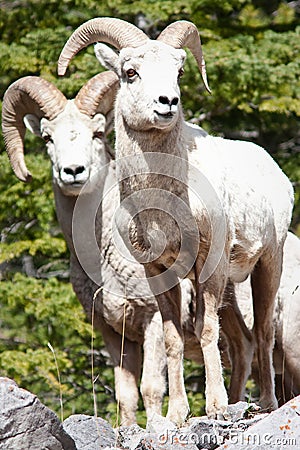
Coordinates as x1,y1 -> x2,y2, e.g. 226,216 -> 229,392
58,17 -> 149,76
157,20 -> 211,93
75,71 -> 119,117
1,76 -> 67,182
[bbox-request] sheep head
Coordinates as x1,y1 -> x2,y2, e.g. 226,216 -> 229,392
57,18 -> 210,132
2,77 -> 67,182
2,72 -> 119,195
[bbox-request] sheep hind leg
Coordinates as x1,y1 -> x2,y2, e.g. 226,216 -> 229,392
220,282 -> 254,403
194,273 -> 229,420
251,251 -> 282,412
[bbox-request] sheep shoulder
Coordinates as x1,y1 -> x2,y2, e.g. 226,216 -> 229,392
184,121 -> 294,281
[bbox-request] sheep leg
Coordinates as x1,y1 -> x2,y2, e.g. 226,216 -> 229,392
144,264 -> 189,426
275,371 -> 294,406
194,268 -> 228,419
114,341 -> 141,427
219,283 -> 254,403
250,251 -> 282,411
281,363 -> 300,401
274,288 -> 300,401
140,311 -> 167,421
94,315 -> 142,426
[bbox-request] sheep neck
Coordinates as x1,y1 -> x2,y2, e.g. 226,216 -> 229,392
52,162 -> 110,256
115,108 -> 192,266
115,108 -> 189,202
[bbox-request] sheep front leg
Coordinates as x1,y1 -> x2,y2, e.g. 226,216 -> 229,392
140,311 -> 167,422
94,314 -> 142,426
251,251 -> 282,411
114,339 -> 141,426
194,275 -> 228,419
144,265 -> 189,426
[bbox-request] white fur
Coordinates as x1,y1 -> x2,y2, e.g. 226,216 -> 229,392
94,40 -> 294,423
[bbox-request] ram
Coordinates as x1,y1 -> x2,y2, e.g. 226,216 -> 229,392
235,230 -> 300,404
2,73 -> 170,425
182,230 -> 300,407
58,17 -> 294,424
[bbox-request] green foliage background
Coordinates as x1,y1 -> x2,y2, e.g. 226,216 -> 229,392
0,0 -> 299,426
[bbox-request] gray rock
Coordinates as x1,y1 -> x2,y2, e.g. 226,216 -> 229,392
186,418 -> 230,449
117,425 -> 199,449
2,377 -> 300,450
116,424 -> 146,449
218,396 -> 300,449
226,401 -> 263,422
63,414 -> 116,449
0,377 -> 76,450
180,402 -> 266,449
146,412 -> 177,434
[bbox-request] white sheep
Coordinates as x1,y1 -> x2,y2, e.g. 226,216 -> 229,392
274,232 -> 300,401
183,230 -> 300,405
233,231 -> 300,404
58,17 -> 294,424
1,73 -> 168,425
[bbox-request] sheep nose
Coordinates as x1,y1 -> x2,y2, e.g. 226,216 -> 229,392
63,165 -> 85,176
158,96 -> 179,106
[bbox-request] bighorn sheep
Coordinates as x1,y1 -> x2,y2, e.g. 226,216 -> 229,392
184,230 -> 300,405
234,231 -> 300,404
273,232 -> 300,401
1,73 -> 169,425
57,17 -> 294,424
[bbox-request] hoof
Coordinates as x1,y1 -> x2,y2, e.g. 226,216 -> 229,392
167,404 -> 190,427
259,395 -> 278,412
207,410 -> 230,421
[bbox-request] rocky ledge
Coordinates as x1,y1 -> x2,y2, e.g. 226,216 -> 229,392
1,377 -> 299,449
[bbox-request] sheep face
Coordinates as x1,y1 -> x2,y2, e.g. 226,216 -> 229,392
24,101 -> 109,196
96,42 -> 186,131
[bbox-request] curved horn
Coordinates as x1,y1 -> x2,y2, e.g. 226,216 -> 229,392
75,70 -> 119,117
58,17 -> 149,76
1,76 -> 67,182
157,20 -> 211,93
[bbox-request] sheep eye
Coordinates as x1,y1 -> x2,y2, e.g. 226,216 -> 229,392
178,68 -> 184,78
126,69 -> 137,79
43,134 -> 52,143
93,131 -> 104,139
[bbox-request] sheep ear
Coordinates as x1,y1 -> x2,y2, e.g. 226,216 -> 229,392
92,111 -> 114,136
24,114 -> 42,138
94,43 -> 119,72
